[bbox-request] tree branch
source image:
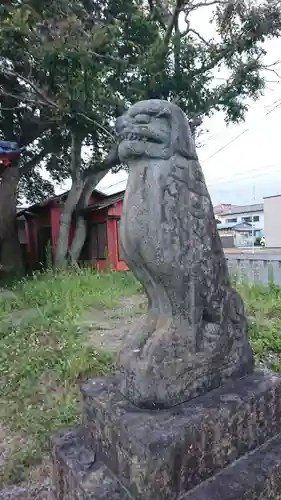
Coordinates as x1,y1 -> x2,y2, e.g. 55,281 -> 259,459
190,36 -> 256,77
85,143 -> 120,176
174,8 -> 181,84
70,131 -> 83,179
20,149 -> 48,174
186,0 -> 230,12
261,64 -> 281,80
163,0 -> 185,45
154,0 -> 173,27
0,103 -> 24,111
104,143 -> 120,166
21,120 -> 58,147
185,27 -> 211,45
78,112 -> 115,139
148,0 -> 169,30
77,169 -> 108,211
82,50 -> 124,64
0,88 -> 52,108
2,70 -> 58,110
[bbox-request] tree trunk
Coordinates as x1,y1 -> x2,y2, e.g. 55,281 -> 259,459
54,141 -> 120,269
54,132 -> 84,269
0,165 -> 24,277
68,169 -> 109,264
54,179 -> 85,269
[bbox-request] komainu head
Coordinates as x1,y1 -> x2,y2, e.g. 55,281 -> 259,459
115,99 -> 198,163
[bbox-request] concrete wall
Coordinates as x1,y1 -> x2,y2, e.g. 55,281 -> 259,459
226,253 -> 281,285
264,195 -> 281,248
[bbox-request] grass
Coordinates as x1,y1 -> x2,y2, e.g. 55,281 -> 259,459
0,269 -> 281,486
237,281 -> 281,372
0,267 -> 140,486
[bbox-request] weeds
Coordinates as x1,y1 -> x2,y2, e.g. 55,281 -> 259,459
237,281 -> 281,371
0,267 -> 139,485
0,269 -> 281,485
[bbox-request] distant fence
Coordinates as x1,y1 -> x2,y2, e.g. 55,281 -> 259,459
225,253 -> 281,285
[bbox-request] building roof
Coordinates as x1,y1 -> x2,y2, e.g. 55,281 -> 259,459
82,190 -> 125,214
213,203 -> 237,215
16,188 -> 106,217
219,203 -> 263,217
263,194 -> 281,200
0,140 -> 24,155
217,222 -> 253,231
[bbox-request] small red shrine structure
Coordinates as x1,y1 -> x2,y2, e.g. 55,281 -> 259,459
16,189 -> 128,272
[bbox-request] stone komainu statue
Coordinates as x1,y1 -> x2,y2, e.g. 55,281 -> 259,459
115,99 -> 254,409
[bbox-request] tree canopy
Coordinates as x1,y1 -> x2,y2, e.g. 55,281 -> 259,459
0,0 -> 280,270
1,1 -> 280,151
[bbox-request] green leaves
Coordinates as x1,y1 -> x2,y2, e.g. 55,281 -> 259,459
0,0 -> 281,203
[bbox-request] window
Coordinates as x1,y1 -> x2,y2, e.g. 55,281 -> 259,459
253,215 -> 260,222
226,218 -> 237,223
89,222 -> 107,259
117,219 -> 124,261
242,216 -> 252,223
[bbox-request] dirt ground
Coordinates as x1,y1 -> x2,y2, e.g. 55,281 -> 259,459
81,294 -> 147,351
0,421 -> 51,499
0,294 -> 146,499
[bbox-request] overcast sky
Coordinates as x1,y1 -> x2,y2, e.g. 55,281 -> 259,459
58,3 -> 281,206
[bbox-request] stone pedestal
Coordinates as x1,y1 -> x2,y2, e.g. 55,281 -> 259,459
52,370 -> 281,500
51,100 -> 281,498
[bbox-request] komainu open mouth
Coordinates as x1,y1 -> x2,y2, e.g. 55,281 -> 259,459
120,131 -> 162,143
120,133 -> 146,141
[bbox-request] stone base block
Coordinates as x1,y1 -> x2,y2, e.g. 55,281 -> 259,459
51,428 -> 131,499
81,370 -> 281,500
52,430 -> 281,500
183,434 -> 281,500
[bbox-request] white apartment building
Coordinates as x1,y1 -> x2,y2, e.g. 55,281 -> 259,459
217,203 -> 264,234
264,194 -> 281,248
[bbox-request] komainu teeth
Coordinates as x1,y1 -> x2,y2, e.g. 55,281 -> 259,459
123,133 -> 148,141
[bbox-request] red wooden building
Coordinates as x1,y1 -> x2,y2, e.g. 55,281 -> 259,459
16,189 -> 128,272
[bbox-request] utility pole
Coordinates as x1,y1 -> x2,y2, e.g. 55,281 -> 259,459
252,184 -> 255,254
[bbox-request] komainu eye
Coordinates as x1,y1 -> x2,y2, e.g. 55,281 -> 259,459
134,114 -> 151,123
156,111 -> 169,119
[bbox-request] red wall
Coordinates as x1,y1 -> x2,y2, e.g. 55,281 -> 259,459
108,199 -> 123,217
50,207 -> 60,253
84,200 -> 128,271
25,218 -> 37,268
24,197 -> 128,272
108,200 -> 128,270
25,209 -> 51,268
110,200 -> 128,270
85,208 -> 109,270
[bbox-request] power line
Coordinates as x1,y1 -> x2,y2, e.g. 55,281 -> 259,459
198,92 -> 281,149
207,167 -> 281,189
202,129 -> 249,162
206,162 -> 281,187
202,101 -> 281,162
99,177 -> 127,191
100,162 -> 281,193
99,101 -> 281,192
